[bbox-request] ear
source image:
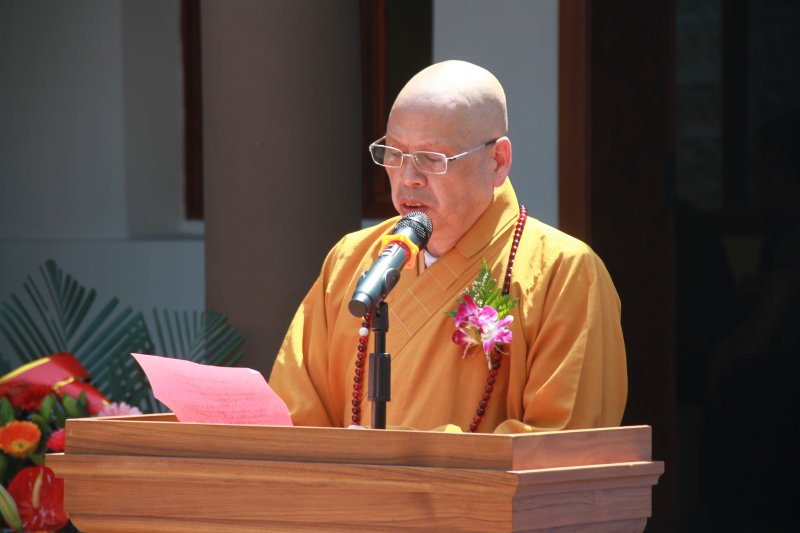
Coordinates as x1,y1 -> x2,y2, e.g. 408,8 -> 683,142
491,136 -> 512,186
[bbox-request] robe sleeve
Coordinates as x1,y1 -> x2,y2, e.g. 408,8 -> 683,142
493,245 -> 628,434
268,238 -> 347,427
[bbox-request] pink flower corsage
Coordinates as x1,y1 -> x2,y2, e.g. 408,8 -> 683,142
449,259 -> 517,369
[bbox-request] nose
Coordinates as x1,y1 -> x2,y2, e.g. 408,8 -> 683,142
397,154 -> 427,187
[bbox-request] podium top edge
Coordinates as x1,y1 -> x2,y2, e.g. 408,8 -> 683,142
71,414 -> 651,437
63,416 -> 654,470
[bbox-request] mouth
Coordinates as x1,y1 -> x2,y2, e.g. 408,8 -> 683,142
400,201 -> 428,214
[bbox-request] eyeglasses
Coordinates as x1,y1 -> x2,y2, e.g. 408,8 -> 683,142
368,136 -> 498,175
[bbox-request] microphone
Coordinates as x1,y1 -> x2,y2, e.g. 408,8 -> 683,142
348,211 -> 433,317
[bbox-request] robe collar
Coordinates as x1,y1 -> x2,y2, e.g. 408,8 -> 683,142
453,178 -> 520,260
387,179 -> 521,356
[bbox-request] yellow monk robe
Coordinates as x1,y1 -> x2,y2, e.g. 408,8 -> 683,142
269,179 -> 627,433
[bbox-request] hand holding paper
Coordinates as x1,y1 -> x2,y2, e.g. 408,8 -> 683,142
132,353 -> 292,426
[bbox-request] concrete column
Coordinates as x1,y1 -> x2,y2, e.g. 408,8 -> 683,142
202,0 -> 362,375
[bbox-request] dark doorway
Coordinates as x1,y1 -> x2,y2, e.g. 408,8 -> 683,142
559,1 -> 677,529
560,0 -> 799,531
675,0 -> 799,530
360,0 -> 432,219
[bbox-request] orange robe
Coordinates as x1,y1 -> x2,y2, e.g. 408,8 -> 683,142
269,179 -> 627,433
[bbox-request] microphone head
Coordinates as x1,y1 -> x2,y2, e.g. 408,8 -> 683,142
394,211 -> 433,247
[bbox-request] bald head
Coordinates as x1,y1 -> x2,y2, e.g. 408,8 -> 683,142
389,60 -> 508,145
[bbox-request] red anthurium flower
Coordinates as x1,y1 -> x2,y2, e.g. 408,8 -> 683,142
0,421 -> 41,458
7,466 -> 69,532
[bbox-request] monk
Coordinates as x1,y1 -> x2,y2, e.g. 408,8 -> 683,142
269,60 -> 627,433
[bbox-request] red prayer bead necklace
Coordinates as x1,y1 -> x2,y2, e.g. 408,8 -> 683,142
351,313 -> 371,425
351,205 -> 528,430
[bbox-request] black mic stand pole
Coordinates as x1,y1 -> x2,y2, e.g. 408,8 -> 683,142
368,300 -> 390,429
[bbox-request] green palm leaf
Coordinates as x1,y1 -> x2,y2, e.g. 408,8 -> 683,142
0,260 -> 245,415
0,262 -> 144,401
119,309 -> 244,413
0,260 -> 154,399
151,308 -> 244,366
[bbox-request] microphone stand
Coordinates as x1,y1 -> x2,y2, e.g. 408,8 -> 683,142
368,300 -> 390,429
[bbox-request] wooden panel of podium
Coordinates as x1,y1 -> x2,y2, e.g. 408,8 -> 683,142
47,415 -> 663,532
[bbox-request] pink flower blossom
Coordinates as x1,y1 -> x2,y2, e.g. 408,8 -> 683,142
452,294 -> 514,368
96,402 -> 142,418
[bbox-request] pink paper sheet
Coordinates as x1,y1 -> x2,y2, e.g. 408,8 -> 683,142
132,353 -> 292,426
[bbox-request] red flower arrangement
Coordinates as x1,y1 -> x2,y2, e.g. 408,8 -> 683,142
0,355 -> 142,533
0,379 -> 87,533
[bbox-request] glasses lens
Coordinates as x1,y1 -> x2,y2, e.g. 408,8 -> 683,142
371,144 -> 403,167
413,152 -> 447,174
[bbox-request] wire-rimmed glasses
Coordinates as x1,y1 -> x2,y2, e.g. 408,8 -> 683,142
368,136 -> 498,175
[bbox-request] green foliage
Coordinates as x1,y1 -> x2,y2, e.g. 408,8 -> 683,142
103,310 -> 245,413
0,482 -> 22,533
447,258 -> 518,319
0,260 -> 244,414
0,400 -> 13,426
0,260 -> 153,389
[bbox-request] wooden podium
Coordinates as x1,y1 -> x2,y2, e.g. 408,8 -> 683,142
48,415 -> 663,532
